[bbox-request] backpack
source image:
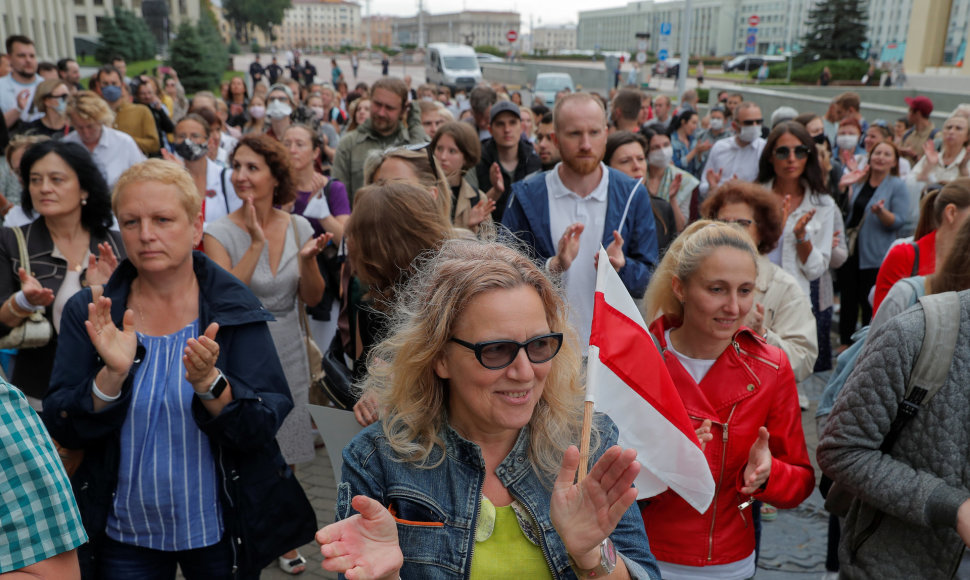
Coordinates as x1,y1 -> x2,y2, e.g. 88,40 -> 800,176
820,291 -> 963,515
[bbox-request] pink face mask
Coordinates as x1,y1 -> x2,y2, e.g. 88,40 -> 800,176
249,106 -> 266,120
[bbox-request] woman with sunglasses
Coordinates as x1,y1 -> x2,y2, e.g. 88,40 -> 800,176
24,79 -> 72,139
758,122 -> 839,372
640,220 -> 814,580
315,237 -> 660,580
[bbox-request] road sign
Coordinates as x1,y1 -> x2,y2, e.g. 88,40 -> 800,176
748,14 -> 760,27
658,48 -> 669,61
507,30 -> 518,43
747,27 -> 758,34
638,39 -> 648,51
746,34 -> 757,47
636,51 -> 647,64
660,22 -> 672,36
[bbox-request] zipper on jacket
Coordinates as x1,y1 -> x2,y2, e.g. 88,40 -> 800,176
463,470 -> 486,580
703,404 -> 737,562
734,342 -> 780,377
217,445 -> 239,574
510,489 -> 559,579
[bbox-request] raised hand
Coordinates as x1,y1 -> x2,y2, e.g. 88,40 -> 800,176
16,89 -> 30,112
780,194 -> 793,226
923,139 -> 939,167
839,168 -> 867,189
741,427 -> 772,494
550,445 -> 639,570
705,168 -> 723,191
467,197 -> 496,227
310,172 -> 329,195
552,223 -> 584,273
317,495 -> 403,580
485,162 -> 506,202
668,173 -> 684,200
695,419 -> 713,451
300,232 -> 335,260
603,230 -> 626,272
243,196 -> 266,244
85,294 -> 137,376
183,322 -> 220,390
840,149 -> 859,172
86,242 -> 120,287
870,199 -> 886,215
18,268 -> 55,308
746,303 -> 766,336
793,209 -> 816,242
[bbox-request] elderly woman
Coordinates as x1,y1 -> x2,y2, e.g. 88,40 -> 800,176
0,141 -> 122,408
62,91 -> 145,188
41,159 -> 316,579
315,238 -> 661,579
24,78 -> 73,138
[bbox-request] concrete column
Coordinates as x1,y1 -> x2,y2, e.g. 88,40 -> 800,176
903,0 -> 951,73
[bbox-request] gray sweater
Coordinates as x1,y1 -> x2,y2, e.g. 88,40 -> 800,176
817,290 -> 970,580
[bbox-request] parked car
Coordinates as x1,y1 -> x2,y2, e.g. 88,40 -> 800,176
722,55 -> 785,72
476,53 -> 504,63
652,59 -> 680,78
533,72 -> 575,106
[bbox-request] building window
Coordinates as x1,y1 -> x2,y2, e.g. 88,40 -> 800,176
96,16 -> 106,32
76,15 -> 89,33
74,0 -> 85,5
94,0 -> 103,5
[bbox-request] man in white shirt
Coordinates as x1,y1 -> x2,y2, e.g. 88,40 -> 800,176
0,35 -> 42,128
503,93 -> 658,345
699,102 -> 766,196
63,91 -> 145,188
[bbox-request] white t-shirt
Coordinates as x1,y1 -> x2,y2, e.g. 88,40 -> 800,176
664,329 -> 717,384
0,74 -> 42,123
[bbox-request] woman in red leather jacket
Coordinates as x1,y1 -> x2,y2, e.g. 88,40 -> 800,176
640,220 -> 815,580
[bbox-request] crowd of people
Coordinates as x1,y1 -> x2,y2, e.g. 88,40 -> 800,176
1,32 -> 970,580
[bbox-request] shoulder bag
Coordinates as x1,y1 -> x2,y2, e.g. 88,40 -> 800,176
0,227 -> 53,349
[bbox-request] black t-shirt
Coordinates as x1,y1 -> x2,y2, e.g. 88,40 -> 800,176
847,180 -> 876,229
266,64 -> 283,84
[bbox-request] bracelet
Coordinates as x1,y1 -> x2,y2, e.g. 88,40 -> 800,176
15,291 -> 45,313
796,236 -> 809,244
92,378 -> 122,402
6,298 -> 28,318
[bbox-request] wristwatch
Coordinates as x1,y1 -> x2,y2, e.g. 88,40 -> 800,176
572,538 -> 617,579
196,370 -> 228,400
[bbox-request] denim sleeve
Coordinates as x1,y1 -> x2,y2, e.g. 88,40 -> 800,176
335,425 -> 386,522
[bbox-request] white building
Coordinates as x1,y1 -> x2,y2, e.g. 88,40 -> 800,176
392,11 -> 521,51
0,0 -> 75,60
279,0 -> 361,50
533,24 -> 577,54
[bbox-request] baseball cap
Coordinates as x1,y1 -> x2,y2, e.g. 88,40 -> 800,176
904,96 -> 933,117
490,100 -> 521,124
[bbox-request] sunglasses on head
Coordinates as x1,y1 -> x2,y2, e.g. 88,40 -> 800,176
740,119 -> 763,126
773,145 -> 810,160
450,333 -> 564,370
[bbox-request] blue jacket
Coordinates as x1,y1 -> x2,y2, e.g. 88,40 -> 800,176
42,252 -> 317,578
337,414 -> 661,579
848,175 -> 910,269
501,167 -> 658,298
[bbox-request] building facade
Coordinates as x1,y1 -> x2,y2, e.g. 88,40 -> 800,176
392,11 -> 521,50
532,24 -> 577,53
361,15 -> 393,48
0,0 -> 75,60
279,0 -> 361,50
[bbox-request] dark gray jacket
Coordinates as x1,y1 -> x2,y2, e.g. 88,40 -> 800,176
817,290 -> 970,579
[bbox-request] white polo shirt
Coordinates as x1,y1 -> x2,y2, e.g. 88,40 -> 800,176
546,162 -> 610,347
699,136 -> 766,195
64,126 -> 146,188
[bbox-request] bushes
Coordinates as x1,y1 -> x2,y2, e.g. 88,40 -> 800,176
752,59 -> 868,84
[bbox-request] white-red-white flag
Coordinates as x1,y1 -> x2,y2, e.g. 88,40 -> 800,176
587,247 -> 715,513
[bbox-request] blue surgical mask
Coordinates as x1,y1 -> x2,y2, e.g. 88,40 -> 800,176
54,100 -> 68,115
101,85 -> 122,103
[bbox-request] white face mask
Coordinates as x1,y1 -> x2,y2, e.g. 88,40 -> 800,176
836,134 -> 859,151
710,118 -> 724,131
266,100 -> 292,120
738,124 -> 761,143
648,146 -> 674,167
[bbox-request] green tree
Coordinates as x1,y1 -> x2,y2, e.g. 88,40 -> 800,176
94,7 -> 157,63
801,0 -> 868,60
224,0 -> 291,42
169,19 -> 226,93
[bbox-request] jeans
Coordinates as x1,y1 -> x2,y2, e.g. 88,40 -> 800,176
98,535 -> 251,580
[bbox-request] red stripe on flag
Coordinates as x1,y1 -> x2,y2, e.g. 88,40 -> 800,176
590,292 -> 700,446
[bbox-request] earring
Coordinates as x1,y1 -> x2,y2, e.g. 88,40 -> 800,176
81,198 -> 87,206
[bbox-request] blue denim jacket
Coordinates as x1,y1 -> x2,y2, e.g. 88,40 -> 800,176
336,413 -> 661,579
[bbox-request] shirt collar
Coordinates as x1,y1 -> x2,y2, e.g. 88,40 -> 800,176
549,162 -> 610,201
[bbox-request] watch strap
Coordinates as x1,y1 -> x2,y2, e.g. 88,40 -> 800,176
196,370 -> 227,400
572,538 -> 617,579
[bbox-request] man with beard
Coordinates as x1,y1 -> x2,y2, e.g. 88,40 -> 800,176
332,76 -> 426,203
502,93 -> 658,344
0,35 -> 41,129
535,112 -> 561,171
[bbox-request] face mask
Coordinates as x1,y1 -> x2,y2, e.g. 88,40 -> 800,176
310,106 -> 325,120
738,124 -> 761,143
173,140 -> 208,162
101,85 -> 122,103
836,134 -> 859,151
813,133 -> 827,145
266,100 -> 292,120
710,118 -> 724,131
54,100 -> 68,115
648,146 -> 674,167
249,106 -> 266,119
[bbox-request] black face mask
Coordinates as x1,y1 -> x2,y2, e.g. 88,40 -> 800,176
813,133 -> 828,146
174,140 -> 208,162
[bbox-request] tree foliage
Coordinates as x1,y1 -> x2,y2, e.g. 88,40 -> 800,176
801,0 -> 868,60
224,0 -> 292,42
168,12 -> 229,93
95,7 -> 156,63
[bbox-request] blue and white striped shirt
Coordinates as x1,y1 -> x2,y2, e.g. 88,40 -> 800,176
106,320 -> 224,551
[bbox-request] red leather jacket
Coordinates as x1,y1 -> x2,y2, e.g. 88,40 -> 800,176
641,315 -> 815,567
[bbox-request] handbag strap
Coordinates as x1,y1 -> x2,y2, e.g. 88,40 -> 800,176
11,226 -> 29,276
290,215 -> 313,341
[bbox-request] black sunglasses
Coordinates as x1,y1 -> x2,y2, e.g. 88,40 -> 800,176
773,145 -> 810,160
740,119 -> 763,126
450,333 -> 564,370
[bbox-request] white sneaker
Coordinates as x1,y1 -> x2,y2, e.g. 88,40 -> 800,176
821,572 -> 839,580
799,393 -> 810,410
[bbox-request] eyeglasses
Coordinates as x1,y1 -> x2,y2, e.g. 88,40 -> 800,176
773,145 -> 810,160
450,333 -> 564,370
740,119 -> 763,126
46,94 -> 69,101
720,218 -> 755,228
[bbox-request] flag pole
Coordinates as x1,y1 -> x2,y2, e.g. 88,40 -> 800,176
579,344 -> 600,483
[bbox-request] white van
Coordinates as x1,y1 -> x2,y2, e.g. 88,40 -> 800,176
426,44 -> 483,92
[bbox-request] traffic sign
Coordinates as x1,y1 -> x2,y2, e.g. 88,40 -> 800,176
747,27 -> 758,34
658,48 -> 669,61
746,34 -> 757,46
660,22 -> 672,36
507,30 -> 518,43
636,51 -> 647,64
638,39 -> 648,51
748,15 -> 760,27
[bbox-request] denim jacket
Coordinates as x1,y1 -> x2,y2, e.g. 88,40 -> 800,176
336,413 -> 661,579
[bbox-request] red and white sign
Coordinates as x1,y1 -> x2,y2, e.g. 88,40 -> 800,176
748,15 -> 760,27
507,29 -> 518,43
587,247 -> 716,513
